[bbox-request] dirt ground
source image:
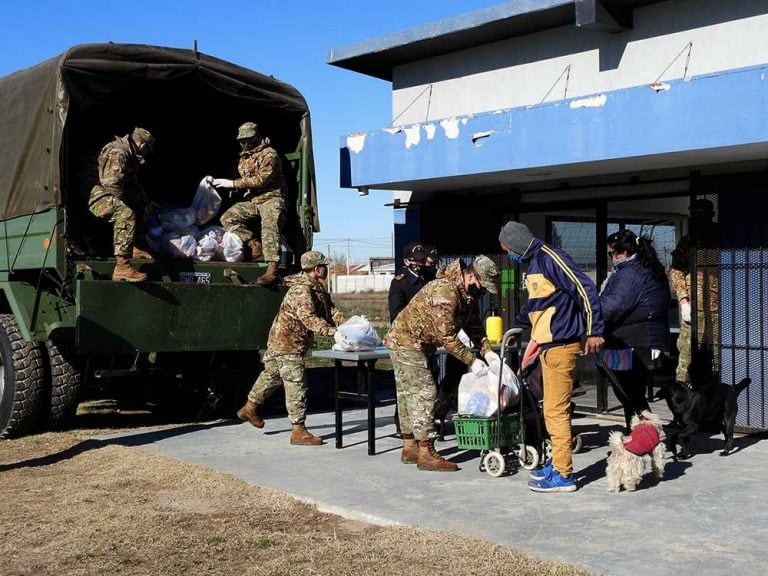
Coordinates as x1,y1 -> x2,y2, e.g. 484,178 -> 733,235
0,404 -> 596,576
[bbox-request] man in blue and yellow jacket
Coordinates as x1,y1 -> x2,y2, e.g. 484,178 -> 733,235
499,221 -> 604,493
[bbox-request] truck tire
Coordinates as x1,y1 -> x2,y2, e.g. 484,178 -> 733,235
0,314 -> 45,437
45,341 -> 82,428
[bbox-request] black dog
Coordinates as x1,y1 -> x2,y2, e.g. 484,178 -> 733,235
658,377 -> 751,459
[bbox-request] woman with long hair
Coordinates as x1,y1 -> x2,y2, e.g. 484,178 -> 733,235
599,229 -> 671,431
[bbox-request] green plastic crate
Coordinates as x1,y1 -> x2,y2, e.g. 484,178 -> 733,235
452,413 -> 522,451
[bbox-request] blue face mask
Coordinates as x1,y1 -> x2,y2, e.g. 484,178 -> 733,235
507,252 -> 524,265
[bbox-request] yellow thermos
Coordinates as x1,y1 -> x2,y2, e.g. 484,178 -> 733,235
485,307 -> 503,345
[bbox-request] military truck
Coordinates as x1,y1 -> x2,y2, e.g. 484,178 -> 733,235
0,43 -> 320,436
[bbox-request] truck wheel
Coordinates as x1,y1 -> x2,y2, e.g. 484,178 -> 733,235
0,314 -> 45,437
45,341 -> 82,428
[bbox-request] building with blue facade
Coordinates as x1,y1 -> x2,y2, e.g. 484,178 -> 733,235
329,0 -> 768,429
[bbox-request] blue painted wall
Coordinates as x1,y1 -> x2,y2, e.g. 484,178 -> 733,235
340,64 -> 768,189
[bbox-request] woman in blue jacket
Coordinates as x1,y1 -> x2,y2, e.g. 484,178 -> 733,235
600,230 -> 671,431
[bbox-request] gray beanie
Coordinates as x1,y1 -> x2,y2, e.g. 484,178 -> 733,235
499,221 -> 534,257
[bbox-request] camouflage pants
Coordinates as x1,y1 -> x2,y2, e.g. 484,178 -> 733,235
248,353 -> 307,424
389,348 -> 438,440
89,193 -> 139,258
676,311 -> 719,383
220,196 -> 285,262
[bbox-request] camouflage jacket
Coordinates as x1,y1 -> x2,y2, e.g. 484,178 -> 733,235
234,141 -> 286,205
266,272 -> 345,357
670,232 -> 719,313
384,259 -> 491,365
89,135 -> 146,205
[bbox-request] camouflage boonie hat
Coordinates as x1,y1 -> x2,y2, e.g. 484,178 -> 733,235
301,250 -> 331,270
237,122 -> 258,140
472,255 -> 499,294
131,127 -> 155,149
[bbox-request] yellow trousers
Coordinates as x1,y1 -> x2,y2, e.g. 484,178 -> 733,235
541,342 -> 581,477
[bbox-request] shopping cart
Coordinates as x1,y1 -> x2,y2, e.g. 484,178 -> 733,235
452,328 -> 543,477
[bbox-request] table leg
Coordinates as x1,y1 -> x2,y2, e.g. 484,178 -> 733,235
366,359 -> 376,455
334,359 -> 342,449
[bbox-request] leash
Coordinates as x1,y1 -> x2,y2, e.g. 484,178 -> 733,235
594,354 -> 643,418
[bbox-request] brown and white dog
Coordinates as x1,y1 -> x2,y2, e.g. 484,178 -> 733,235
607,411 -> 666,493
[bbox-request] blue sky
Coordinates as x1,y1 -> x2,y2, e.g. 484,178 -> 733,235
1,0 -> 503,263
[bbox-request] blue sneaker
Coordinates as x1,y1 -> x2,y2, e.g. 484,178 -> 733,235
528,469 -> 577,492
529,460 -> 553,481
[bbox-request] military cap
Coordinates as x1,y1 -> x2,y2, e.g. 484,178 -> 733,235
131,127 -> 155,149
403,242 -> 428,260
472,255 -> 500,294
425,244 -> 438,258
237,122 -> 259,140
301,250 -> 331,270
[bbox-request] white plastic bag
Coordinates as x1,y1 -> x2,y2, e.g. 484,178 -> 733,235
457,361 -> 520,417
332,315 -> 382,351
161,233 -> 197,258
221,231 -> 244,262
194,233 -> 218,261
192,176 -> 222,226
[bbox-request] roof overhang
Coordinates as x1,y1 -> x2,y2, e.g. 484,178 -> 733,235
328,0 -> 665,81
338,64 -> 768,193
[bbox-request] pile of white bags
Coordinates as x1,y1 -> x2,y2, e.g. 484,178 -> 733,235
332,315 -> 382,351
457,361 -> 520,417
146,176 -> 244,261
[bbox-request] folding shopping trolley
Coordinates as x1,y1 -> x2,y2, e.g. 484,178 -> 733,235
452,328 -> 544,477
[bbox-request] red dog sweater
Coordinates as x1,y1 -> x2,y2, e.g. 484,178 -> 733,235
623,423 -> 661,456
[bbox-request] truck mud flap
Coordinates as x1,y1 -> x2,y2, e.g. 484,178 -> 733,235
76,280 -> 285,353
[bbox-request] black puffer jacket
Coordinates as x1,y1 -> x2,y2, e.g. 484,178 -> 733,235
600,257 -> 671,351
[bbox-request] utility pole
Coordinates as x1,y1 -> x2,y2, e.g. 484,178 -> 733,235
327,242 -> 333,292
346,238 -> 350,276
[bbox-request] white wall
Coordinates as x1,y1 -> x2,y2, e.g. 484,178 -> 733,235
391,0 -> 768,124
330,274 -> 393,293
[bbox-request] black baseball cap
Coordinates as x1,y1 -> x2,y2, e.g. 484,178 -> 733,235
403,242 -> 428,260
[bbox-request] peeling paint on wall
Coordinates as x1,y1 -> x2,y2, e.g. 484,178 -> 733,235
346,133 -> 366,154
440,117 -> 460,139
570,94 -> 607,108
404,124 -> 421,148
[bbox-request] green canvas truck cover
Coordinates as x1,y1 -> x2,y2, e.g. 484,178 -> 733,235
0,43 -> 320,229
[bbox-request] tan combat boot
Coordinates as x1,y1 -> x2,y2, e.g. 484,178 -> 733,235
112,256 -> 147,282
401,433 -> 419,464
132,245 -> 153,260
417,439 -> 458,471
290,423 -> 324,446
256,261 -> 280,286
247,239 -> 264,262
236,400 -> 264,428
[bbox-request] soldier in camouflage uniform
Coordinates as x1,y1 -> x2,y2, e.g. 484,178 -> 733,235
385,255 -> 501,471
237,251 -> 345,445
88,127 -> 155,282
212,122 -> 286,286
670,199 -> 720,385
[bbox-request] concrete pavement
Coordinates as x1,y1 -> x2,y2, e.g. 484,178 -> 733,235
102,398 -> 768,576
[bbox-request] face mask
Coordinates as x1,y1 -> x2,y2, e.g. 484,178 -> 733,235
468,284 -> 487,299
240,139 -> 257,152
317,265 -> 328,280
507,252 -> 524,265
132,142 -> 150,165
407,262 -> 423,274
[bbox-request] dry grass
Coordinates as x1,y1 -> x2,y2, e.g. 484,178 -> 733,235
0,420 -> 596,576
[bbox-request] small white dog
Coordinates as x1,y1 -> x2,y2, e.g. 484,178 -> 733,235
607,410 -> 666,493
